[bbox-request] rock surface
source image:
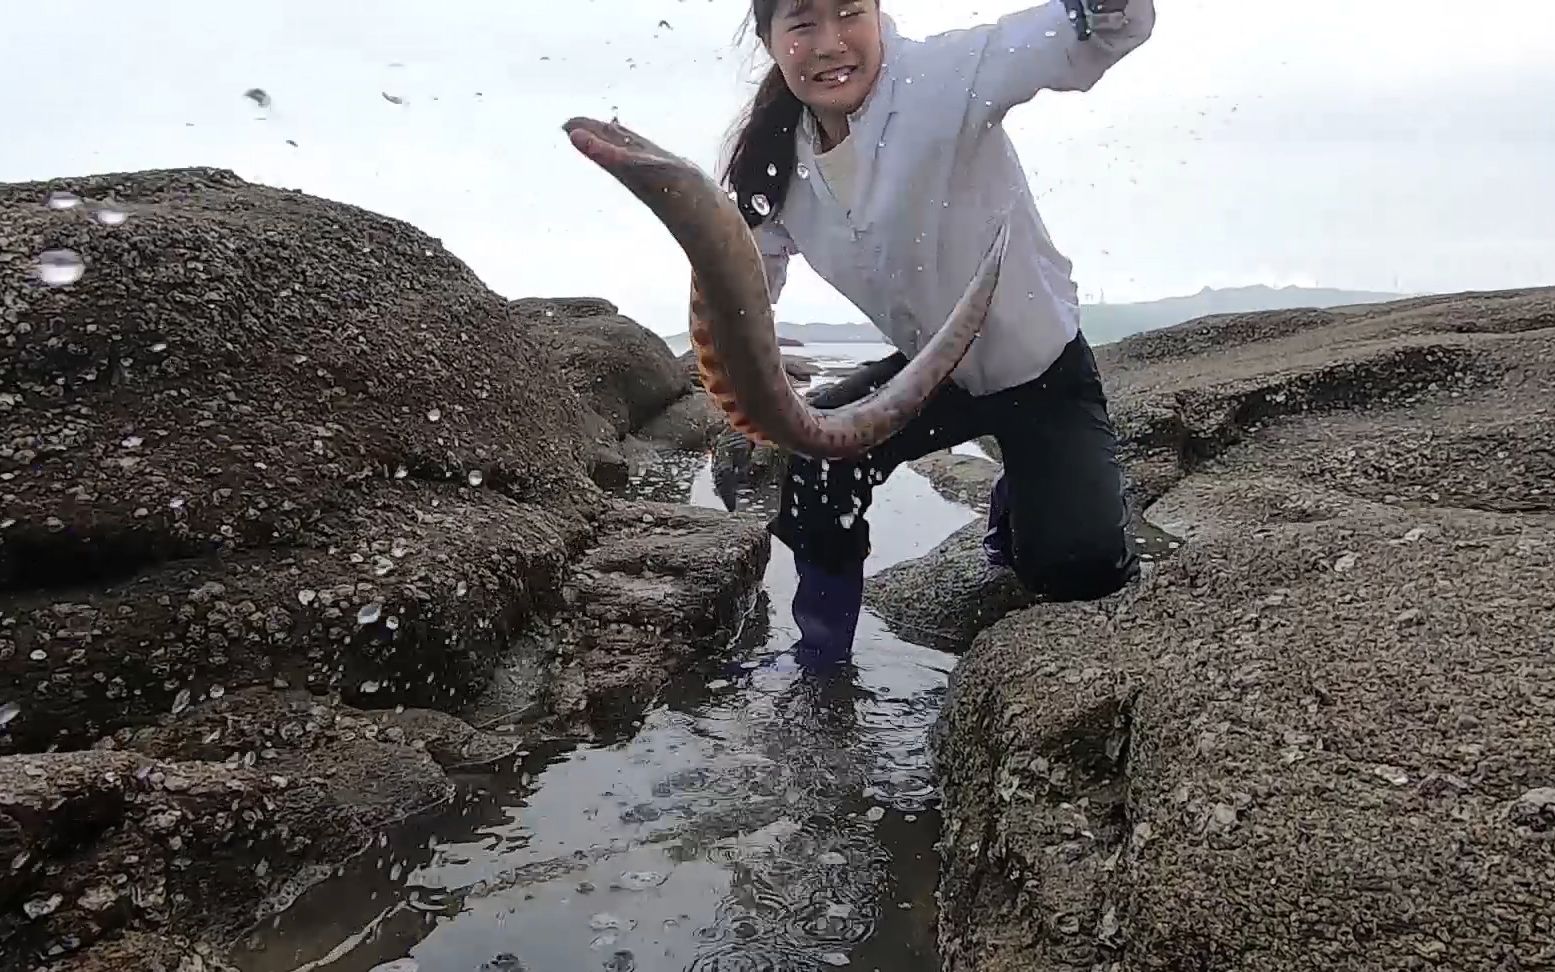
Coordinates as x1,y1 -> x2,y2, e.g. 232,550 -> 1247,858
517,297 -> 695,482
932,287 -> 1555,970
0,167 -> 602,753
0,169 -> 775,969
464,499 -> 771,735
0,741 -> 451,970
864,520 -> 1036,652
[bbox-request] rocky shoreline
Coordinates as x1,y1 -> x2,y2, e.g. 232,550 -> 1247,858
910,288 -> 1555,970
4,165 -> 1551,971
0,169 -> 765,971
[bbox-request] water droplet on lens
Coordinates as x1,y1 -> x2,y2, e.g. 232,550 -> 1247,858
36,249 -> 84,287
46,191 -> 80,209
95,207 -> 129,226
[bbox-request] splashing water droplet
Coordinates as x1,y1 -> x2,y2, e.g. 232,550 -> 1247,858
95,207 -> 129,226
357,602 -> 383,625
467,470 -> 484,487
393,465 -> 408,479
751,194 -> 771,216
0,701 -> 21,727
766,162 -> 778,177
36,249 -> 84,287
46,191 -> 80,210
297,589 -> 317,606
426,408 -> 441,422
797,163 -> 810,179
360,680 -> 382,694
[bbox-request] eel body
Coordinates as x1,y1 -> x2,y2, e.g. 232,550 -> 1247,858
562,115 -> 1010,460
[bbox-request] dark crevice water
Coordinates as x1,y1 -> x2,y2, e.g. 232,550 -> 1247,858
232,405 -> 989,971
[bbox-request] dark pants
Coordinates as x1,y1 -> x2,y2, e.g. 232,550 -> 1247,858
768,332 -> 1139,603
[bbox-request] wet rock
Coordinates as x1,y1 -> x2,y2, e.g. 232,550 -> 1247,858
0,745 -> 450,968
514,297 -> 691,489
117,686 -> 521,771
636,391 -> 726,452
1096,287 -> 1554,509
519,296 -> 689,449
782,354 -> 820,382
35,931 -> 240,972
0,484 -> 587,753
0,167 -> 602,753
907,451 -> 1000,511
934,288 -> 1555,970
863,521 -> 1035,653
465,500 -> 771,733
675,348 -> 816,390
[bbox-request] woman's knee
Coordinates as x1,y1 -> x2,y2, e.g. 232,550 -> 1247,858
1014,537 -> 1140,602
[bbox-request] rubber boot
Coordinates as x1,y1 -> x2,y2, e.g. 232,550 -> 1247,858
790,557 -> 864,668
982,471 -> 1014,569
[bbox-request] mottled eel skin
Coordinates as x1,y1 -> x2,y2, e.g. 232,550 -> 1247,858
563,115 -> 1011,460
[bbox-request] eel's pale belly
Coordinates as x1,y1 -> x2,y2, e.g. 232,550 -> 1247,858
565,114 -> 1011,460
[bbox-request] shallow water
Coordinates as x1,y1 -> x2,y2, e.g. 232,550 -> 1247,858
234,437 -> 984,971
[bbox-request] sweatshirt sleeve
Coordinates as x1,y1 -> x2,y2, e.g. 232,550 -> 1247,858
926,0 -> 1156,129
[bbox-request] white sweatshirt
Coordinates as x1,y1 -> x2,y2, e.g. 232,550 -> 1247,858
753,0 -> 1156,397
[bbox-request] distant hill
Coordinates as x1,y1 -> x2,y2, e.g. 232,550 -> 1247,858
659,285 -> 1412,351
1078,284 -> 1412,346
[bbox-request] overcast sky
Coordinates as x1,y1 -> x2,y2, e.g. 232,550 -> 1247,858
3,0 -> 1552,333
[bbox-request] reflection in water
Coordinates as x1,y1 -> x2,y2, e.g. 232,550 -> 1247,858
235,434 -> 979,972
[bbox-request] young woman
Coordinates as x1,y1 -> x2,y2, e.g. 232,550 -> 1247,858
720,0 -> 1156,662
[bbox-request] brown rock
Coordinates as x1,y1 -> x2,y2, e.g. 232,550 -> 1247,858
933,287 -> 1555,971
0,745 -> 450,968
0,167 -> 602,753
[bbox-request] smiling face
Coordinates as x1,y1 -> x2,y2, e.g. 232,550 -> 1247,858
760,0 -> 883,125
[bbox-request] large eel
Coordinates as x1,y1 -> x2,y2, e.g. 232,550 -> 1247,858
562,115 -> 1011,460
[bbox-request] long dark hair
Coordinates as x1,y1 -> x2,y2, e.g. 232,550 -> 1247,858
721,0 -> 805,229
